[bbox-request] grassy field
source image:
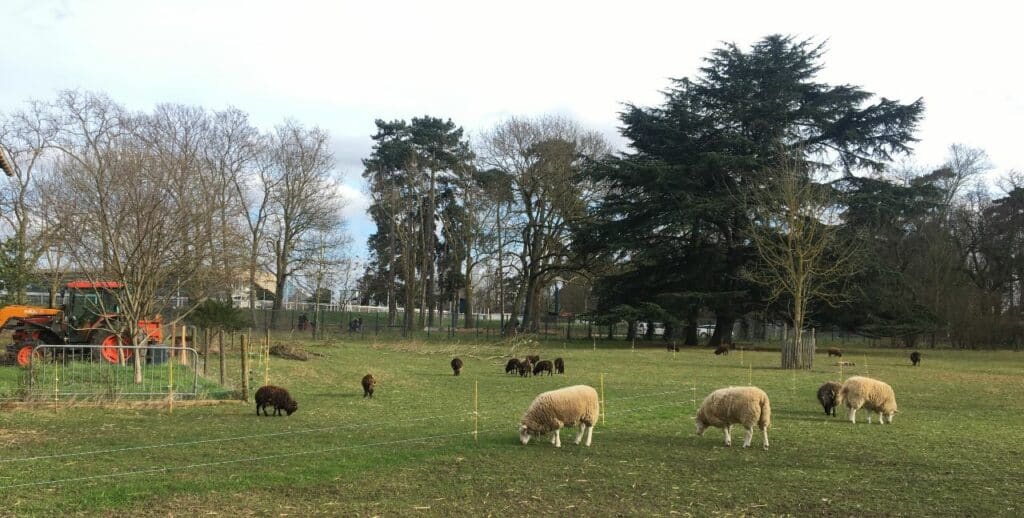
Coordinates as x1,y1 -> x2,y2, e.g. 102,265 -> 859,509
0,336 -> 1022,516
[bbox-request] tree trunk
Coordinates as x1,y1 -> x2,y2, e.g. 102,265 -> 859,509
464,257 -> 475,328
708,315 -> 735,348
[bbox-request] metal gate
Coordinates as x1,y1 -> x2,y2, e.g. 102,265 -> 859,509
24,344 -> 200,401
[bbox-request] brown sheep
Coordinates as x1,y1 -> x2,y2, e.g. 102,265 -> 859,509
451,357 -> 463,376
505,358 -> 521,375
910,351 -> 921,366
362,374 -> 376,398
533,360 -> 554,376
518,358 -> 533,377
827,347 -> 843,357
255,385 -> 298,416
554,357 -> 565,374
526,354 -> 541,364
816,381 -> 842,417
713,344 -> 730,355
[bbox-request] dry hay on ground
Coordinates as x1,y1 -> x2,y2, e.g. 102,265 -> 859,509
269,343 -> 325,361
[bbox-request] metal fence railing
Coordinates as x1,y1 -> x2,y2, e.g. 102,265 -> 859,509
24,344 -> 202,401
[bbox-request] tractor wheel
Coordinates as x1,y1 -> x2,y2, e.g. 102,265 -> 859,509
92,333 -> 134,364
15,344 -> 43,368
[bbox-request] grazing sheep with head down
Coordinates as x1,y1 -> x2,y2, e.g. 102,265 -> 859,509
518,358 -> 533,377
713,344 -> 730,355
505,358 -> 521,375
838,376 -> 897,424
553,357 -> 565,374
254,385 -> 298,416
695,386 -> 771,449
361,374 -> 376,398
816,381 -> 842,417
532,360 -> 554,376
519,385 -> 600,448
451,357 -> 463,376
827,347 -> 843,357
910,351 -> 921,366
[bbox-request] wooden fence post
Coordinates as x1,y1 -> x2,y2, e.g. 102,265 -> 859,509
218,330 -> 226,386
202,328 -> 210,376
240,334 -> 250,402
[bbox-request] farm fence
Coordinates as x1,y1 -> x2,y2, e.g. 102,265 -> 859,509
23,344 -> 203,401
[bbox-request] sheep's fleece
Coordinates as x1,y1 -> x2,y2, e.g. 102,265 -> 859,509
519,385 -> 600,447
695,386 -> 771,449
839,376 -> 897,424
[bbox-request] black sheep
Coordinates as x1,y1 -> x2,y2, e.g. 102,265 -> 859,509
713,344 -> 730,355
451,357 -> 463,376
910,351 -> 921,366
255,385 -> 298,416
827,347 -> 843,357
505,358 -> 521,375
533,360 -> 554,376
553,357 -> 565,374
816,381 -> 842,417
362,373 -> 376,398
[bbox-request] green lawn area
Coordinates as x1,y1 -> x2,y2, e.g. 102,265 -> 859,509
1,336 -> 1022,516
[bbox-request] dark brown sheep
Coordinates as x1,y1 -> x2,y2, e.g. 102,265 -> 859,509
816,381 -> 842,417
827,347 -> 843,357
553,357 -> 565,374
505,358 -> 521,375
362,374 -> 376,398
666,343 -> 680,352
518,358 -> 533,377
451,357 -> 463,376
910,351 -> 921,366
713,344 -> 730,355
533,360 -> 554,376
525,354 -> 541,364
255,385 -> 298,416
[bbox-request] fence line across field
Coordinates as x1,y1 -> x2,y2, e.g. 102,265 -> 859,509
0,398 -> 694,490
0,387 -> 689,465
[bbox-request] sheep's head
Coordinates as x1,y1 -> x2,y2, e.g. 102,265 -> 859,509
284,400 -> 298,416
519,424 -> 533,445
695,416 -> 707,436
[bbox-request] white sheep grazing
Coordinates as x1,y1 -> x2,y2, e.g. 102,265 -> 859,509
519,385 -> 600,448
838,376 -> 897,424
695,386 -> 771,449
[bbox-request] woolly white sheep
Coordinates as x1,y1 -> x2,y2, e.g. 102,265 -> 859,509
838,376 -> 897,424
519,385 -> 600,448
695,386 -> 771,449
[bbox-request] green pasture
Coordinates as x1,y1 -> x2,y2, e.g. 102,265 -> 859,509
0,337 -> 1021,516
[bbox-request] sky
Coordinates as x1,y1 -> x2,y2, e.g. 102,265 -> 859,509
3,0 -> 1022,261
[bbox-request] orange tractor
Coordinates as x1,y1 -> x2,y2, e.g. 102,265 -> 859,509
2,281 -> 163,367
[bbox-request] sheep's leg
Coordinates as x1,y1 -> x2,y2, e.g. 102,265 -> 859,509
585,423 -> 594,446
878,411 -> 885,425
847,407 -> 856,424
886,413 -> 894,424
761,426 -> 769,450
723,425 -> 732,446
742,427 -> 753,448
867,413 -> 872,424
574,425 -> 586,445
551,428 -> 562,448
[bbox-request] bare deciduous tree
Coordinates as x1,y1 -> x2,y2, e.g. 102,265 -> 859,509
265,121 -> 345,329
744,160 -> 859,369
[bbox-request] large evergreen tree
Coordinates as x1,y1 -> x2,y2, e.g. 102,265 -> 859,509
583,35 -> 924,360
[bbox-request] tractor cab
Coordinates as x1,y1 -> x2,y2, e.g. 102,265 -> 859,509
61,281 -> 123,342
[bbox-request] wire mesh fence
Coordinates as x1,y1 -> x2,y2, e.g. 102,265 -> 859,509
23,344 -> 209,401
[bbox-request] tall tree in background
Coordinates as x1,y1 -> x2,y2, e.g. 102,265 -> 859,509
744,159 -> 859,369
0,101 -> 53,304
584,35 -> 923,350
477,115 -> 609,332
362,117 -> 473,331
266,121 -> 345,329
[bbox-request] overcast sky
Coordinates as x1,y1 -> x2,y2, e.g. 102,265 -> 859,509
4,0 -> 1021,259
